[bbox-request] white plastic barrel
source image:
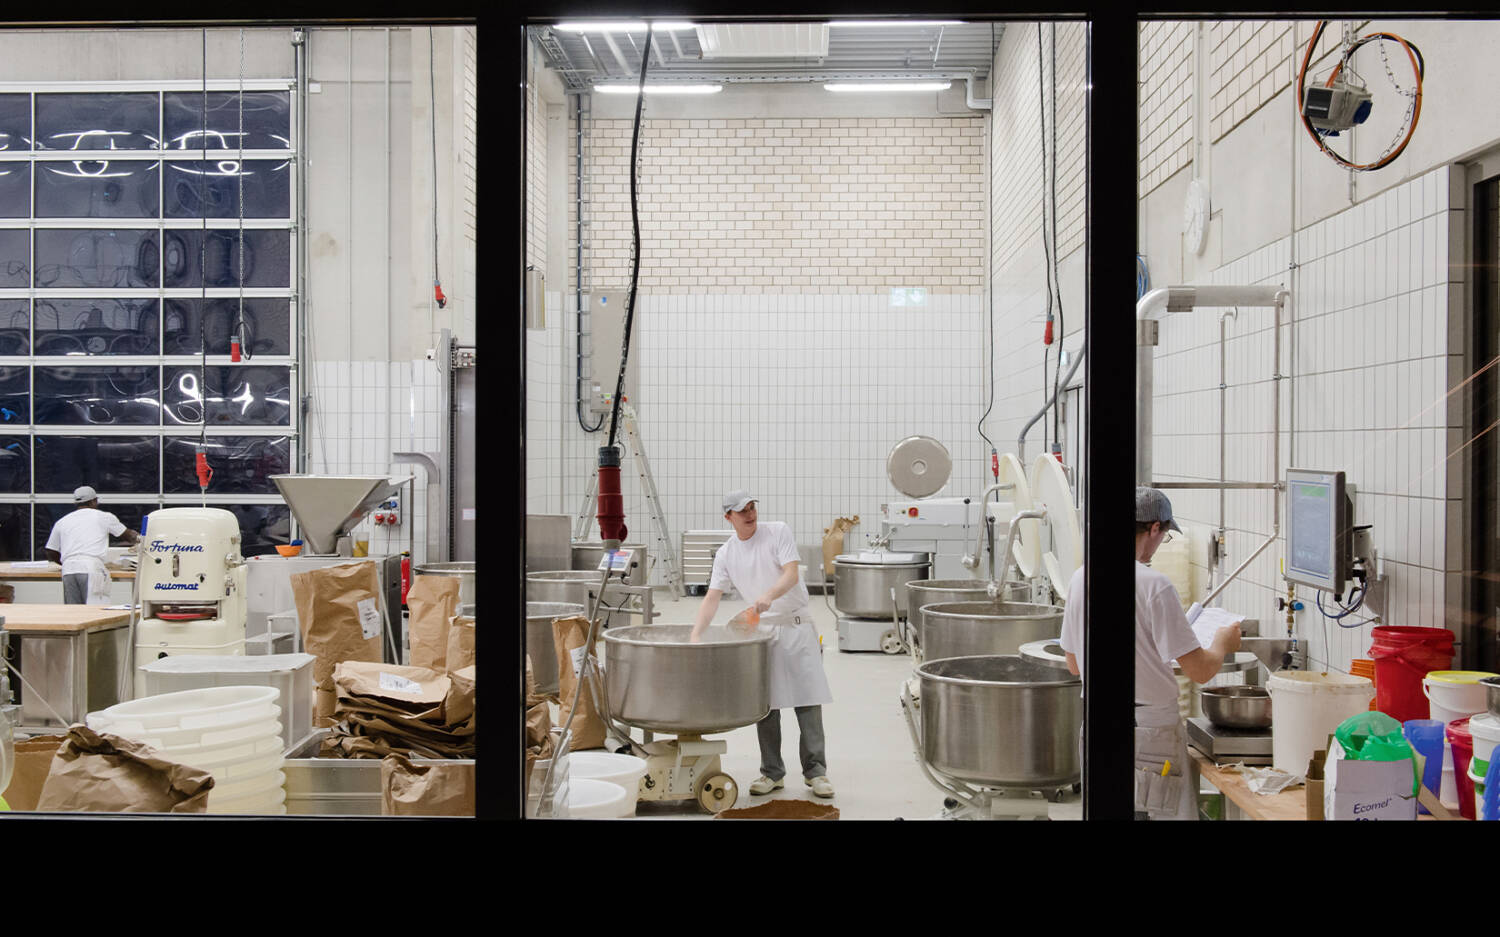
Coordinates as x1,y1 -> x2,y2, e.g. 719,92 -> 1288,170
1266,671 -> 1375,774
566,752 -> 647,815
563,778 -> 631,819
1424,671 -> 1498,725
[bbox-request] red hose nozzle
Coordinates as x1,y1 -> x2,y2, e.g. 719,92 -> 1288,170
194,451 -> 213,490
596,446 -> 628,543
1043,319 -> 1054,345
230,337 -> 242,362
434,282 -> 447,309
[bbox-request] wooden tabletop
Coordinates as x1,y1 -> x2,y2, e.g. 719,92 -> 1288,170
1190,749 -> 1309,821
0,604 -> 132,633
0,562 -> 134,581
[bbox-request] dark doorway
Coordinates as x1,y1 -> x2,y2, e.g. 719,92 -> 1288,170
1466,176 -> 1499,673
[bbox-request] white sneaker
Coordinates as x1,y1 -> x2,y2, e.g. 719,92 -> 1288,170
808,776 -> 835,798
749,776 -> 784,795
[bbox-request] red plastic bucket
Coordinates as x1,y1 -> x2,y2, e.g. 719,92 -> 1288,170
1368,626 -> 1455,722
1447,716 -> 1476,821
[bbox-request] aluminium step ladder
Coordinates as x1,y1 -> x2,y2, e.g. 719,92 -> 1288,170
575,399 -> 685,599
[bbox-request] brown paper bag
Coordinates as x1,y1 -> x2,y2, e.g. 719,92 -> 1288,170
292,562 -> 385,727
445,613 -> 475,672
1,735 -> 67,812
407,575 -> 463,670
445,664 -> 476,728
552,615 -> 606,750
822,515 -> 860,580
35,726 -> 215,813
381,754 -> 476,816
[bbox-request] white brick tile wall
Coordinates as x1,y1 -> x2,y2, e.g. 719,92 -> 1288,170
1139,21 -> 1193,197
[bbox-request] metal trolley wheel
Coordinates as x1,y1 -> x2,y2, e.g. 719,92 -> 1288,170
880,629 -> 906,655
697,773 -> 738,813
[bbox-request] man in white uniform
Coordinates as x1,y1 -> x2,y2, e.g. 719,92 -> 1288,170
1057,487 -> 1240,819
690,491 -> 835,798
43,486 -> 140,604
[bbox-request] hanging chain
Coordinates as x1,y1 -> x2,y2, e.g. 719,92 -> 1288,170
1373,36 -> 1418,165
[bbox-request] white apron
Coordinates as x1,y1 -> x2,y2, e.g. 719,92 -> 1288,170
81,554 -> 112,604
760,609 -> 832,710
1134,721 -> 1197,820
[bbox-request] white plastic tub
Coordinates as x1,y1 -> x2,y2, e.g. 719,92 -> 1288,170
567,752 -> 647,814
1266,670 -> 1375,774
1424,671 -> 1498,725
139,654 -> 315,754
563,778 -> 631,819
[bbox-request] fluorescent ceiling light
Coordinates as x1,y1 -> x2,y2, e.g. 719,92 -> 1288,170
830,20 -> 965,27
594,83 -> 724,95
554,21 -> 696,32
824,81 -> 954,93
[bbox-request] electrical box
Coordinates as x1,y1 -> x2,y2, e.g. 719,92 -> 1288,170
586,291 -> 639,414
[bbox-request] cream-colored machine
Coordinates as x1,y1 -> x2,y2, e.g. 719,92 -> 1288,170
133,507 -> 247,697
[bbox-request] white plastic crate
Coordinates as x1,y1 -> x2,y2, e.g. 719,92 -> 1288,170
138,654 -> 316,755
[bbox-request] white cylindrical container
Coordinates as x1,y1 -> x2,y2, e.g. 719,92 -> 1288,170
563,777 -> 630,819
1266,671 -> 1375,774
566,751 -> 647,815
1423,671 -> 1499,726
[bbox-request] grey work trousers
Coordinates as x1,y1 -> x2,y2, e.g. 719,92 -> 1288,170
755,705 -> 827,781
62,573 -> 89,604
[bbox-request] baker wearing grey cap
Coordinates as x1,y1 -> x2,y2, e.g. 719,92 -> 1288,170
43,485 -> 140,604
690,489 -> 836,800
1056,485 -> 1240,820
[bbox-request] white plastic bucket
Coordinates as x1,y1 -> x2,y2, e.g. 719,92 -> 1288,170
1423,671 -> 1497,725
1266,671 -> 1376,774
1470,712 -> 1500,765
563,777 -> 631,819
567,752 -> 647,814
1441,742 -> 1458,808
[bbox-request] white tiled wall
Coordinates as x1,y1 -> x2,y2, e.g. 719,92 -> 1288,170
1138,21 -> 1194,197
526,36 -> 546,274
537,292 -> 986,585
302,358 -> 445,565
1151,166 -> 1458,674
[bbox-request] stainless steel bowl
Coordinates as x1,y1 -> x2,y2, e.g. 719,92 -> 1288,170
525,602 -> 585,695
916,655 -> 1082,788
526,569 -> 617,609
1201,685 -> 1273,729
1482,675 -> 1500,720
413,561 -> 475,605
920,601 -> 1065,662
833,552 -> 931,618
603,625 -> 772,735
905,579 -> 1026,648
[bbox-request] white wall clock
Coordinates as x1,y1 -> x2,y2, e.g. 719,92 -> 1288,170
1183,178 -> 1210,256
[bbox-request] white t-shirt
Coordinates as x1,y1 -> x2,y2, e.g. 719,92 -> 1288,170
45,507 -> 126,576
1055,561 -> 1202,728
708,521 -> 808,618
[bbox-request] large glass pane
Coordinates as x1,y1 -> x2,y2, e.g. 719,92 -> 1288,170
34,229 -> 157,288
162,365 -> 291,426
0,163 -> 27,217
0,300 -> 27,354
0,367 -> 27,424
0,436 -> 28,493
34,298 -> 158,356
163,91 -> 291,151
163,434 -> 288,494
164,297 -> 290,356
0,93 -> 30,152
34,159 -> 160,218
33,365 -> 160,426
34,435 -> 156,493
164,228 -> 290,288
0,229 -> 28,287
164,159 -> 290,218
224,503 -> 291,556
34,501 -> 152,558
35,92 -> 160,151
0,503 -> 31,561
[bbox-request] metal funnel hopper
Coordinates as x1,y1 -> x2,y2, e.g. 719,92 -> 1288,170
270,474 -> 408,555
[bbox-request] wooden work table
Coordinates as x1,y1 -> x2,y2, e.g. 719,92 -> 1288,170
1190,749 -> 1310,821
0,603 -> 132,633
0,561 -> 134,581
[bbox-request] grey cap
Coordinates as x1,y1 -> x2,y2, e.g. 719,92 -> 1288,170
1135,486 -> 1182,533
73,485 -> 98,504
722,490 -> 756,513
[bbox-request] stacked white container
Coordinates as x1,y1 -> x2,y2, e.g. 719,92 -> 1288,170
88,686 -> 287,815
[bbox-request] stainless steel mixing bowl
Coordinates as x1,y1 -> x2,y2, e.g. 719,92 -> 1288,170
1201,685 -> 1273,729
603,624 -> 772,735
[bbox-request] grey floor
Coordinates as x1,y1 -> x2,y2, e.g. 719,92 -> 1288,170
594,588 -> 1081,821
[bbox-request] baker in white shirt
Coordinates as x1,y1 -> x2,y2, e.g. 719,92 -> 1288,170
1057,487 -> 1240,819
43,485 -> 140,604
690,490 -> 836,799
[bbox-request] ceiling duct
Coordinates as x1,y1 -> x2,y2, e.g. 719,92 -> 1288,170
695,23 -> 830,59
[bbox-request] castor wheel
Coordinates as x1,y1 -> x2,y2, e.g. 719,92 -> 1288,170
1048,788 -> 1067,803
1072,782 -> 1082,794
943,797 -> 959,809
880,630 -> 905,655
697,773 -> 738,813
